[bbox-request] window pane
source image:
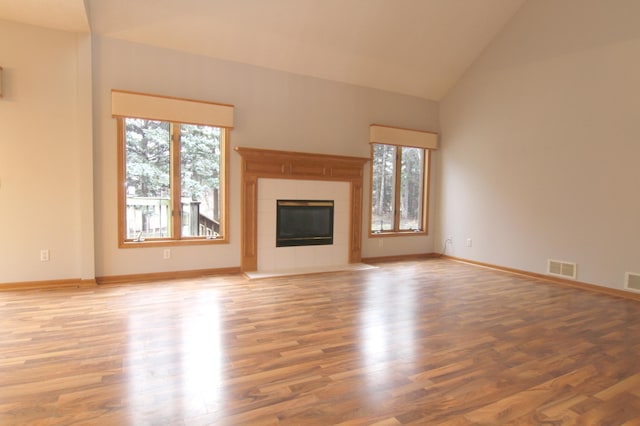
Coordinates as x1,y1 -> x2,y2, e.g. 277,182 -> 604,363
371,144 -> 396,232
399,147 -> 424,230
180,124 -> 222,237
124,118 -> 171,239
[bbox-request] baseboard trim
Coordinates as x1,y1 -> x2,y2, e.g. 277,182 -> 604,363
0,278 -> 97,291
442,255 -> 640,302
96,267 -> 241,285
363,252 -> 440,264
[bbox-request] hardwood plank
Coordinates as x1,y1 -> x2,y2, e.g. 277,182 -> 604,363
1,258 -> 640,424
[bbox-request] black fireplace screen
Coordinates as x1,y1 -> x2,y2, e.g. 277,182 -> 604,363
276,200 -> 334,247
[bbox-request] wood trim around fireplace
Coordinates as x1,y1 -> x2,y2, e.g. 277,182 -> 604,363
235,147 -> 370,272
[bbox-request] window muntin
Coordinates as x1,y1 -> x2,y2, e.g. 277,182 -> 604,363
119,117 -> 227,246
371,143 -> 429,235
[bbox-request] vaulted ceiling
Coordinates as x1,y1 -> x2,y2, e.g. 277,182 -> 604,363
0,0 -> 525,100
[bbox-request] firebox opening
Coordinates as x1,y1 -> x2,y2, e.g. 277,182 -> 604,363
276,200 -> 334,247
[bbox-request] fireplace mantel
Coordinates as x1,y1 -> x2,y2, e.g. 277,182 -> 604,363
235,147 -> 369,272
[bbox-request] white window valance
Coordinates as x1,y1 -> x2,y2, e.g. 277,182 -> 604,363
369,124 -> 438,149
111,90 -> 234,128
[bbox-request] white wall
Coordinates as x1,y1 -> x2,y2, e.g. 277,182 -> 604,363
439,0 -> 640,289
0,20 -> 94,284
93,36 -> 439,277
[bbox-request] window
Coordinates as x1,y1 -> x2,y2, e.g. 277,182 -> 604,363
368,124 -> 437,236
371,144 -> 429,234
117,118 -> 228,245
112,90 -> 233,247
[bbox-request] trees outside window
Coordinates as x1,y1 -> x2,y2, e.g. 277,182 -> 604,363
118,117 -> 227,245
371,143 -> 429,234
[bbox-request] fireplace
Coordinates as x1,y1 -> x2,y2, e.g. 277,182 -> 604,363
235,147 -> 369,272
276,200 -> 334,247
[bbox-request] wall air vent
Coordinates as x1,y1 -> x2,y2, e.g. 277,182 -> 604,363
625,272 -> 640,292
547,259 -> 577,280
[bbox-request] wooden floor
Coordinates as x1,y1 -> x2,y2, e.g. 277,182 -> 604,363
2,259 -> 640,425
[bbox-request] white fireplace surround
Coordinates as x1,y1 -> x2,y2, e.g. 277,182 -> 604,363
257,178 -> 350,273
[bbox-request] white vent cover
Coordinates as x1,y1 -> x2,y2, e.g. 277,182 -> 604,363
625,272 -> 640,292
547,259 -> 577,280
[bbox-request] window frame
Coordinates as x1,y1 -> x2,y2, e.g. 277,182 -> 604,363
369,142 -> 431,237
116,117 -> 229,248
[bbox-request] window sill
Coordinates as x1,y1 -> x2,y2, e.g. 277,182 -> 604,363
119,237 -> 228,248
369,230 -> 427,238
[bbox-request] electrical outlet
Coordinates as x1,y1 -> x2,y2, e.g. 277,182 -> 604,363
163,248 -> 171,259
378,239 -> 384,248
40,249 -> 50,262
446,236 -> 453,244
466,238 -> 472,247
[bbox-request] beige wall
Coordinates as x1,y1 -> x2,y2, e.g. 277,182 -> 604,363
439,0 -> 640,289
0,20 -> 94,284
92,36 -> 439,278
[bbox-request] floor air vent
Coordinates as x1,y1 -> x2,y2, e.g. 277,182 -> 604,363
625,272 -> 640,292
547,259 -> 577,280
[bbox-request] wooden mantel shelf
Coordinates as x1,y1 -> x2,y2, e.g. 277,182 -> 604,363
235,147 -> 370,272
235,147 -> 369,181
